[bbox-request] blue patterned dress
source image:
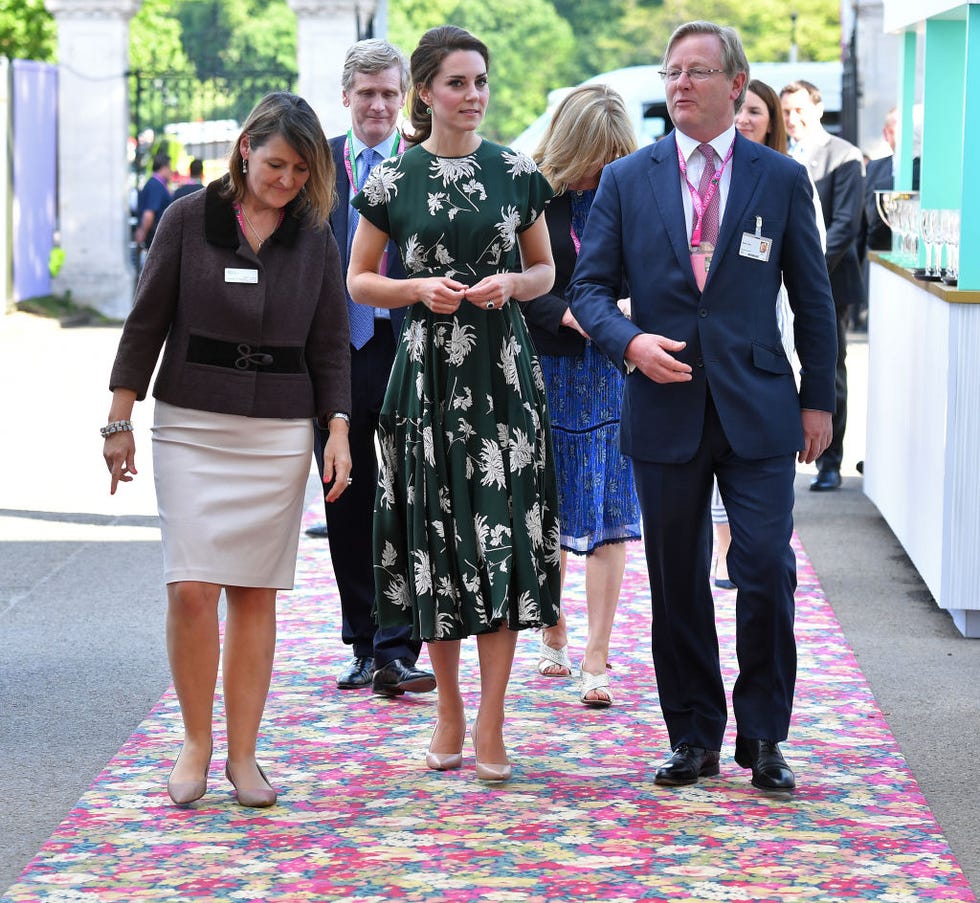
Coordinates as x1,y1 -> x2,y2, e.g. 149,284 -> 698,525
538,190 -> 642,554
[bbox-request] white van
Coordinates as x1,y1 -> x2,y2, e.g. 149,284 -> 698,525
509,61 -> 843,153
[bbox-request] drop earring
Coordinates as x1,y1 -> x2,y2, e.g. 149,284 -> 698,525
242,158 -> 248,174
426,107 -> 432,115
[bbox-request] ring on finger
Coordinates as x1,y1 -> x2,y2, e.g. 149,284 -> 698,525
346,476 -> 353,484
486,301 -> 494,310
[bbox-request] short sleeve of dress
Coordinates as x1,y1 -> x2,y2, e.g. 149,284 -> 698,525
349,160 -> 396,235
499,148 -> 554,233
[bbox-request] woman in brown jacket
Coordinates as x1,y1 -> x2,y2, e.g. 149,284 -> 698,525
103,93 -> 351,808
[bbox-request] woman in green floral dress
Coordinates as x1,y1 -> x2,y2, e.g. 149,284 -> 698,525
348,25 -> 561,782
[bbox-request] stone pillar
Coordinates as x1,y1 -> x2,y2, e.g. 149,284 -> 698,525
45,0 -> 140,319
288,0 -> 377,136
854,0 -> 901,155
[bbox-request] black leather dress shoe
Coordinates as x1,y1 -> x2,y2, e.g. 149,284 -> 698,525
734,737 -> 796,791
372,658 -> 437,697
305,523 -> 329,538
809,469 -> 842,491
336,656 -> 374,689
654,744 -> 721,786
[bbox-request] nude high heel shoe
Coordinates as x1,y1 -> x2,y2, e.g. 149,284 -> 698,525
426,719 -> 464,770
167,741 -> 213,807
225,761 -> 277,808
471,720 -> 512,782
426,746 -> 464,771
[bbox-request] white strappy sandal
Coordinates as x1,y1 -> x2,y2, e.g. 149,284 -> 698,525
537,640 -> 573,677
579,661 -> 613,708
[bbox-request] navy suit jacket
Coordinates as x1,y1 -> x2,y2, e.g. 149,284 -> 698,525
524,191 -> 630,357
569,130 -> 837,464
329,135 -> 405,338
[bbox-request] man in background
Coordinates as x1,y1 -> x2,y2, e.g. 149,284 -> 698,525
781,80 -> 865,492
134,151 -> 172,250
172,158 -> 205,201
313,39 -> 436,699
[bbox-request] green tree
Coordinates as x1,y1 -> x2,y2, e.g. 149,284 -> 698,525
550,0 -> 637,83
130,0 -> 193,73
616,0 -> 841,66
0,0 -> 56,62
173,0 -> 296,79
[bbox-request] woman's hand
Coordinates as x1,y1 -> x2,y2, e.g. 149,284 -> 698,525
560,307 -> 589,338
415,277 -> 468,315
104,432 -> 137,495
322,420 -> 353,503
464,273 -> 514,311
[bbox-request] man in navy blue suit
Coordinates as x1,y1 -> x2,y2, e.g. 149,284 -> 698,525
313,40 -> 435,698
569,21 -> 837,792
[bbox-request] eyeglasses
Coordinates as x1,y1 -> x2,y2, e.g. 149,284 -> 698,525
658,67 -> 726,82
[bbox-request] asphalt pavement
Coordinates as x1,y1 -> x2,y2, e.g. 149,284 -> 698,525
1,312 -> 977,896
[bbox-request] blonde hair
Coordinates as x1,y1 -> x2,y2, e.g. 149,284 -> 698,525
534,85 -> 637,194
224,92 -> 334,228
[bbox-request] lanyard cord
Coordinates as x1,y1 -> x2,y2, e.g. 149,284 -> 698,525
343,130 -> 406,192
677,139 -> 734,247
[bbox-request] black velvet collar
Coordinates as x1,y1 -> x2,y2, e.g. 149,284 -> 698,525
203,175 -> 304,250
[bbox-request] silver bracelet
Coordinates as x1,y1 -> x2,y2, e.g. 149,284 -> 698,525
100,419 -> 134,438
327,412 -> 350,425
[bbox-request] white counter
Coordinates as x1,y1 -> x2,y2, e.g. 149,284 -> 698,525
866,257 -> 980,637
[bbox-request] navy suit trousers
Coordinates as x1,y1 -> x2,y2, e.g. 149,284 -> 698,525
313,325 -> 420,667
631,392 -> 797,750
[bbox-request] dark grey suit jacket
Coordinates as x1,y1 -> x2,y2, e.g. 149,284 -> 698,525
798,130 -> 865,310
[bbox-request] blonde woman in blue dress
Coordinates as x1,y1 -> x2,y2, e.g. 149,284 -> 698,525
347,25 -> 561,782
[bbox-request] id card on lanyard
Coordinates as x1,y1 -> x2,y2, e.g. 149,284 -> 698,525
678,140 -> 733,291
344,130 -> 406,275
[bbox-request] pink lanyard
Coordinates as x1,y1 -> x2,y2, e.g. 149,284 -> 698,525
343,130 -> 406,193
677,139 -> 734,247
232,204 -> 283,243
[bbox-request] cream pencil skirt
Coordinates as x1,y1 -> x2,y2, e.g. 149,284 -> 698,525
152,401 -> 313,589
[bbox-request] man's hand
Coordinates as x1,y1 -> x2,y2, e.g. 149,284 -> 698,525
625,334 -> 692,383
799,409 -> 832,464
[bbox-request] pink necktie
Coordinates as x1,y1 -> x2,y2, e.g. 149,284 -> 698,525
696,144 -> 720,247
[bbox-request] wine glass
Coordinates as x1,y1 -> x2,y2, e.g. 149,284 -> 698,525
918,209 -> 941,279
941,209 -> 960,286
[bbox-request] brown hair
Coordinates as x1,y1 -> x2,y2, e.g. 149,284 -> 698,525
745,79 -> 788,154
534,85 -> 637,194
223,92 -> 335,228
404,25 -> 490,145
780,79 -> 822,105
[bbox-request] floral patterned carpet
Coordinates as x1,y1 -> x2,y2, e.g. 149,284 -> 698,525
4,504 -> 976,902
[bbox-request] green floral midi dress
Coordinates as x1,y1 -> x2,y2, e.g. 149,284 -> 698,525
351,140 -> 562,641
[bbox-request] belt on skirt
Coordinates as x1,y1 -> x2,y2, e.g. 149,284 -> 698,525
186,334 -> 306,373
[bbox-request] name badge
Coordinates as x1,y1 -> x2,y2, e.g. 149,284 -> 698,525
225,267 -> 259,284
739,233 -> 772,262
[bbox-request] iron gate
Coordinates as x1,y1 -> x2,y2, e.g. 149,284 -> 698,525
129,69 -> 295,184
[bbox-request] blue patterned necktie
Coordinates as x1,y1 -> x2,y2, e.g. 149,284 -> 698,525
348,148 -> 380,350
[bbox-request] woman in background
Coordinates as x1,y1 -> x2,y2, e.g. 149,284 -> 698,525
524,85 -> 642,707
103,93 -> 351,808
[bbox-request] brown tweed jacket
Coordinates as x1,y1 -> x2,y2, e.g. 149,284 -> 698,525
110,176 -> 351,421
